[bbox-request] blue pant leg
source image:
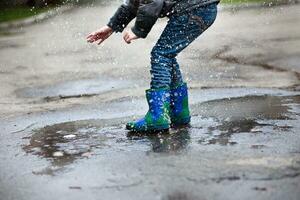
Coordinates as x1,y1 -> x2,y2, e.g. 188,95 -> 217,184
171,58 -> 183,88
150,3 -> 218,89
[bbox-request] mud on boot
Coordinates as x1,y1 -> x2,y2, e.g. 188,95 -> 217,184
170,82 -> 191,126
126,88 -> 171,132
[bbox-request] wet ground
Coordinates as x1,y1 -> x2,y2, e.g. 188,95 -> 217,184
1,88 -> 300,200
24,93 -> 300,168
0,1 -> 300,200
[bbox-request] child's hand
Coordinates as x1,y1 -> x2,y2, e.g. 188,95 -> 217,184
123,29 -> 139,44
86,25 -> 113,45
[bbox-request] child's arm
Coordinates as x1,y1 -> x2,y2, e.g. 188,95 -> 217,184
108,2 -> 138,33
123,0 -> 165,43
87,1 -> 138,45
130,0 -> 164,39
87,0 -> 164,44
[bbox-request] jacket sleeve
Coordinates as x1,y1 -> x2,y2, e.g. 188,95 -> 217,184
131,0 -> 164,38
107,1 -> 138,33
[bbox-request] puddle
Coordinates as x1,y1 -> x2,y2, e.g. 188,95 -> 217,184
23,119 -> 191,174
16,78 -> 132,100
193,95 -> 299,121
23,94 -> 300,174
192,95 -> 299,146
23,119 -> 125,168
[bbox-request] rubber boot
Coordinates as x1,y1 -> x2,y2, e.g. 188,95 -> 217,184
170,82 -> 191,126
126,88 -> 171,132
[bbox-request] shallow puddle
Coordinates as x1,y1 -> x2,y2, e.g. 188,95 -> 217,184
23,94 -> 300,174
192,95 -> 299,146
23,119 -> 126,168
192,95 -> 299,121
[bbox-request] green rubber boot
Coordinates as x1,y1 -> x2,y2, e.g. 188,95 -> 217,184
126,88 -> 171,132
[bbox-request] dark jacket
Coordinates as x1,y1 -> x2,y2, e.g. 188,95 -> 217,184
107,0 -> 219,38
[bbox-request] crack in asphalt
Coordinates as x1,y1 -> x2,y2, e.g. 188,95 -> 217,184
11,122 -> 37,134
43,93 -> 99,102
213,45 -> 300,79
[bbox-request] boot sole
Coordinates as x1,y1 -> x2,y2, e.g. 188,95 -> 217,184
171,116 -> 191,126
126,124 -> 170,132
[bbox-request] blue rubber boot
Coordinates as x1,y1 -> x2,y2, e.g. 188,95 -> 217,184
126,88 -> 171,132
170,82 -> 191,126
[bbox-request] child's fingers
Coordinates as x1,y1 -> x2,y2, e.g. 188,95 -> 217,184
87,30 -> 112,44
125,38 -> 131,44
126,35 -> 131,42
87,34 -> 103,43
86,34 -> 93,39
86,32 -> 97,39
86,30 -> 104,40
123,33 -> 131,44
86,33 -> 98,42
87,36 -> 97,43
123,36 -> 127,43
87,37 -> 94,43
126,36 -> 133,44
97,39 -> 104,45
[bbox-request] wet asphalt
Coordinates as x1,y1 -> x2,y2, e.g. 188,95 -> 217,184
0,2 -> 300,200
1,88 -> 300,200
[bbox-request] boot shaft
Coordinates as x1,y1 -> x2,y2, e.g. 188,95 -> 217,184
170,82 -> 191,125
146,87 -> 171,119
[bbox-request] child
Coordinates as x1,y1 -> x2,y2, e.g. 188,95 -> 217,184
87,0 -> 219,132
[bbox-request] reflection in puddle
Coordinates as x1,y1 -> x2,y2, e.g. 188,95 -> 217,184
23,94 -> 300,174
128,128 -> 191,153
193,95 -> 299,121
193,95 -> 299,146
23,122 -> 115,168
198,119 -> 265,145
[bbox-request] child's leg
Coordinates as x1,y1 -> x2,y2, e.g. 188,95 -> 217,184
150,2 -> 218,89
126,3 -> 218,132
171,59 -> 183,88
